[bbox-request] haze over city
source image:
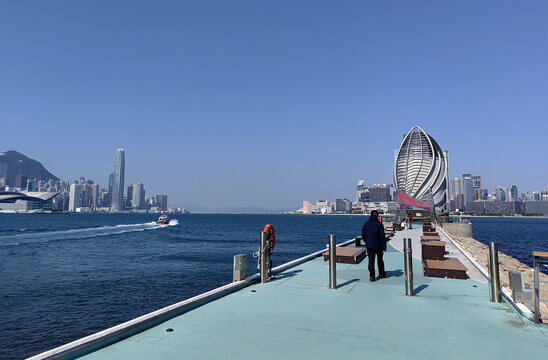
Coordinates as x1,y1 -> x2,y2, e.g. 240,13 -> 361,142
2,1 -> 547,211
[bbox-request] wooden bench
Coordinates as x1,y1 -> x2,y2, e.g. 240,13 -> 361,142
421,235 -> 441,241
421,241 -> 446,261
322,246 -> 367,264
423,231 -> 439,236
424,258 -> 468,279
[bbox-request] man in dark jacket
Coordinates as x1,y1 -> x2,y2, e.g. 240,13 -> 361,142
362,210 -> 387,282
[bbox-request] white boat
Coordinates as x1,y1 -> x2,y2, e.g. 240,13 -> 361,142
157,214 -> 169,225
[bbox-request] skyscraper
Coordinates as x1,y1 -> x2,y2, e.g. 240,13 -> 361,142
110,148 -> 125,211
462,174 -> 474,205
155,194 -> 168,212
132,183 -> 146,210
69,183 -> 81,212
510,185 -> 518,202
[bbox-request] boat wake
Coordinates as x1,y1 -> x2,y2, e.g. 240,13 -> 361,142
0,220 -> 179,247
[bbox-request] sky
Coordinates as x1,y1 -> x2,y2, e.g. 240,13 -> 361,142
1,1 -> 547,211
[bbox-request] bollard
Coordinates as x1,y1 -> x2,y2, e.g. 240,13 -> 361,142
329,234 -> 337,289
233,254 -> 248,282
404,238 -> 414,296
488,242 -> 502,303
260,232 -> 268,283
534,255 -> 540,324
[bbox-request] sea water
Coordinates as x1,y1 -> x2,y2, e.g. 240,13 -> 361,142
0,214 -> 546,359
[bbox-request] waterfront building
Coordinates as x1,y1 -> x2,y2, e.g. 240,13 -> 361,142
302,201 -> 315,215
359,184 -> 393,202
335,198 -> 352,212
356,180 -> 367,202
90,184 -> 100,210
155,194 -> 167,212
454,193 -> 465,211
132,183 -> 146,210
126,184 -> 133,209
462,174 -> 474,205
394,126 -> 448,212
316,200 -> 328,207
15,175 -> 28,190
510,185 -> 518,202
474,188 -> 488,201
0,162 -> 7,179
110,148 -> 125,211
471,175 -> 482,189
451,178 -> 462,199
68,183 -> 81,212
495,186 -> 508,202
541,190 -> 548,202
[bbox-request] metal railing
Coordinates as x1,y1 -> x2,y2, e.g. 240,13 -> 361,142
533,251 -> 548,324
488,242 -> 502,303
404,238 -> 413,296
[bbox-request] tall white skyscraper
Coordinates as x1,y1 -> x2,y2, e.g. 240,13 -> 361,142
68,183 -> 81,212
110,148 -> 125,211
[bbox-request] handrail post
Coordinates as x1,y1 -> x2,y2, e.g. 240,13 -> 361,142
260,232 -> 268,283
488,242 -> 501,303
329,235 -> 337,289
404,238 -> 414,296
533,254 -> 540,324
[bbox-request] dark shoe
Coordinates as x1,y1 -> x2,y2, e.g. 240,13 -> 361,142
369,277 -> 375,282
379,273 -> 387,279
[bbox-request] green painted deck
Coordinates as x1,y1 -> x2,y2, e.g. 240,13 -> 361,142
77,242 -> 548,360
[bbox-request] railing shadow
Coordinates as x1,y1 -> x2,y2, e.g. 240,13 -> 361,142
385,269 -> 404,278
414,284 -> 429,294
338,278 -> 360,288
271,269 -> 303,280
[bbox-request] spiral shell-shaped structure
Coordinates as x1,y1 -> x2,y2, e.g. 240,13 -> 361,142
394,126 -> 447,211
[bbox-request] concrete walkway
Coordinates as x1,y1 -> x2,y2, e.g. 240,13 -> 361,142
76,241 -> 547,360
389,224 -> 487,282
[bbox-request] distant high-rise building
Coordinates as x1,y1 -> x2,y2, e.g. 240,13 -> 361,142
126,184 -> 133,209
132,183 -> 146,210
474,188 -> 488,201
110,148 -> 125,211
69,183 -> 81,212
90,184 -> 100,210
495,186 -> 508,202
302,201 -> 315,214
462,174 -> 474,204
155,194 -> 168,212
0,162 -> 8,179
510,185 -> 518,202
471,176 -> 482,189
26,179 -> 38,192
356,180 -> 367,202
15,175 -> 28,189
335,198 -> 352,212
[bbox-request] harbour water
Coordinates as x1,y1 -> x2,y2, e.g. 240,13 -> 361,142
1,214 -> 546,359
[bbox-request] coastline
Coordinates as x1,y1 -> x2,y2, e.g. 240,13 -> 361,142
442,229 -> 547,318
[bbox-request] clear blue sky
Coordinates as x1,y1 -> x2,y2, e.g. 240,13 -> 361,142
1,1 -> 547,210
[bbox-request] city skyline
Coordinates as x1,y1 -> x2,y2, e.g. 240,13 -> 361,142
2,2 -> 547,210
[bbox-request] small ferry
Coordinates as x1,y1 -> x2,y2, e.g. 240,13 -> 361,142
157,214 -> 169,225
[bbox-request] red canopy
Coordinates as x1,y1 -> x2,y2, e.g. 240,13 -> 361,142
397,190 -> 433,210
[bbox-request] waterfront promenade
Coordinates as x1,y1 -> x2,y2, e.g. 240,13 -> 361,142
41,229 -> 548,360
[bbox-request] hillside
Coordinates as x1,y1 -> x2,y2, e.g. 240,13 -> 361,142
0,150 -> 59,185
